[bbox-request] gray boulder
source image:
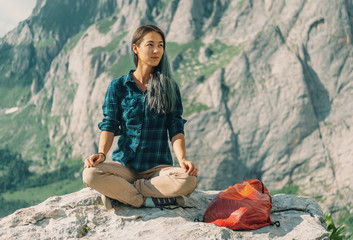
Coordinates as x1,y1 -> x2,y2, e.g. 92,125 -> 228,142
0,188 -> 328,239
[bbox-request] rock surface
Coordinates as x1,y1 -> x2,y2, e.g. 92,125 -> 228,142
0,188 -> 329,240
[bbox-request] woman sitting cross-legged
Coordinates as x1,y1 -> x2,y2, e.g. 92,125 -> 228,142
82,25 -> 198,210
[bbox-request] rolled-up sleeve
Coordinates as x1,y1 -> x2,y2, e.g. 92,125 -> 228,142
98,80 -> 122,136
167,85 -> 187,141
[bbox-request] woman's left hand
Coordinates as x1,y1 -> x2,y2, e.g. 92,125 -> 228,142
84,153 -> 105,168
181,161 -> 198,176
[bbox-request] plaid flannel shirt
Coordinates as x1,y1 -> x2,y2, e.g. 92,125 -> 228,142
98,70 -> 187,172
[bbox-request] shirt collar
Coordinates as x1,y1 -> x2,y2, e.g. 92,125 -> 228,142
123,70 -> 136,85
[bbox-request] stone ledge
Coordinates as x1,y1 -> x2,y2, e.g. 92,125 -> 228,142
0,188 -> 329,239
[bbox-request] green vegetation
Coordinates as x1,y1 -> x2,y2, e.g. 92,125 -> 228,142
166,39 -> 244,115
0,85 -> 31,108
0,104 -> 50,160
256,31 -> 264,38
325,214 -> 346,240
166,40 -> 243,87
1,177 -> 85,218
337,208 -> 353,239
183,101 -> 210,116
37,37 -> 55,49
96,17 -> 117,34
0,79 -> 75,163
62,72 -> 77,100
31,1 -> 98,34
166,40 -> 203,60
2,178 -> 84,216
270,184 -> 300,195
0,147 -> 85,217
89,32 -> 128,55
63,30 -> 86,52
0,44 -> 12,75
206,40 -> 244,76
0,148 -> 30,193
79,224 -> 91,238
237,0 -> 246,10
0,44 -> 33,108
155,0 -> 170,13
107,54 -> 135,78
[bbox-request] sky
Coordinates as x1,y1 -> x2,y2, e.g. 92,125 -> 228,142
0,0 -> 37,37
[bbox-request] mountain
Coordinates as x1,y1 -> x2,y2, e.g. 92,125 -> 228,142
0,0 -> 352,236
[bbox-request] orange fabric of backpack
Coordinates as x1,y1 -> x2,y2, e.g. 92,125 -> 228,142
203,179 -> 273,230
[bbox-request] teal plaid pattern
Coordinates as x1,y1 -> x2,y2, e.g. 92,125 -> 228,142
98,70 -> 187,172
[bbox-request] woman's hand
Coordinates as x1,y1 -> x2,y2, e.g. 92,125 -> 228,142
181,160 -> 198,176
84,153 -> 105,168
171,134 -> 198,176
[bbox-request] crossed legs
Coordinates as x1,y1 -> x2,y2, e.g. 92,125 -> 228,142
82,162 -> 197,208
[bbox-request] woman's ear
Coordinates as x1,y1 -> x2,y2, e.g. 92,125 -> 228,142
132,44 -> 138,54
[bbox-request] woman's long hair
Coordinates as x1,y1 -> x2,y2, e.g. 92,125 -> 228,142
132,25 -> 177,114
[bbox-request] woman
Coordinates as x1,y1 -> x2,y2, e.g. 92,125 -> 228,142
82,25 -> 198,210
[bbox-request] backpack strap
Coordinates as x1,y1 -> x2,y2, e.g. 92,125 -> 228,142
261,181 -> 265,193
271,221 -> 280,227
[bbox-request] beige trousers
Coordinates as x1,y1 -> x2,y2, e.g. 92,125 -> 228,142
82,162 -> 197,207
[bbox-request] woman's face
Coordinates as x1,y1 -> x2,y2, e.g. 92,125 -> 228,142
133,31 -> 164,68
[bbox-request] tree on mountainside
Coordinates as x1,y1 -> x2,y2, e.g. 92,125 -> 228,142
0,148 -> 30,193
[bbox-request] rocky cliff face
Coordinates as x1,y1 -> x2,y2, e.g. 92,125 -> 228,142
0,0 -> 352,235
0,188 -> 329,239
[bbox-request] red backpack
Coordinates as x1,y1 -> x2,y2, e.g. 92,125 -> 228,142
203,179 -> 274,230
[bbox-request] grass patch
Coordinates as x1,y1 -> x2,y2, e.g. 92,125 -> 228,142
337,208 -> 353,239
313,195 -> 323,203
61,73 -> 77,100
0,94 -> 70,164
0,196 -> 31,218
0,104 -> 49,159
237,0 -> 246,10
2,177 -> 85,204
107,54 -> 135,78
0,85 -> 31,108
167,40 -> 244,114
184,102 -> 210,116
168,40 -> 244,87
270,184 -> 300,195
0,44 -> 33,108
96,17 -> 117,34
0,44 -> 12,76
166,40 -> 203,61
63,30 -> 86,52
326,214 -> 346,240
37,37 -> 55,49
155,0 -> 170,13
0,155 -> 85,218
0,177 -> 85,218
89,32 -> 128,55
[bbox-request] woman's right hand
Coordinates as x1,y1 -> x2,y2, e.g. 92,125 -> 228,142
84,153 -> 105,168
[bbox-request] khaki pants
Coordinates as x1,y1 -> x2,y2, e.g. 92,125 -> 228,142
82,162 -> 197,207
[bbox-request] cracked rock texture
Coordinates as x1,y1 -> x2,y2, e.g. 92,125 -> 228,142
0,0 -> 352,233
0,188 -> 329,239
